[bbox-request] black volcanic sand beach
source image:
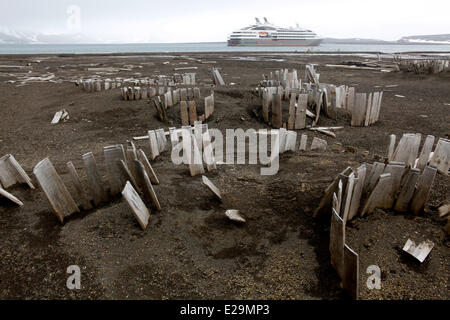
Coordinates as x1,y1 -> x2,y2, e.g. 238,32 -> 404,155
0,52 -> 448,299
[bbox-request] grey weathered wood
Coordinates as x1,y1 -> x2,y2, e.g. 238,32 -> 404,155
410,166 -> 437,214
311,137 -> 327,151
288,92 -> 296,130
118,160 -> 140,192
364,162 -> 385,195
343,244 -> 359,300
0,187 -> 23,206
387,134 -> 396,163
202,131 -> 216,171
33,158 -> 79,223
189,134 -> 205,176
66,161 -> 93,210
225,209 -> 246,223
262,89 -> 269,124
313,167 -> 353,218
121,181 -> 150,230
137,149 -> 159,185
0,154 -> 35,189
278,128 -> 287,153
342,173 -> 355,222
351,93 -> 367,127
299,134 -> 307,151
295,93 -> 307,129
364,92 -> 373,126
378,163 -> 405,209
429,138 -> 450,175
330,207 -> 345,279
394,168 -> 420,212
347,87 -> 355,112
417,135 -> 435,170
133,160 -> 161,211
188,101 -> 198,125
392,133 -> 420,167
272,93 -> 282,128
347,164 -> 366,221
148,130 -> 160,160
155,129 -> 167,153
360,173 -> 391,216
202,175 -> 221,201
126,141 -> 138,179
284,131 -> 297,152
82,152 -> 108,206
180,101 -> 189,126
104,145 -> 128,196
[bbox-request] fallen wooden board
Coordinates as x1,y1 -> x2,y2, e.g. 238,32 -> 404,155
33,158 -> 79,223
202,175 -> 221,201
402,239 -> 434,263
121,181 -> 150,230
225,209 -> 246,223
133,159 -> 161,211
311,137 -> 327,151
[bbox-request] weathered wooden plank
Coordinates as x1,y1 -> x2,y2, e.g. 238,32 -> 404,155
410,166 -> 437,214
387,134 -> 396,163
0,154 -> 34,189
294,93 -> 307,129
271,93 -> 282,128
180,101 -> 189,126
188,101 -> 198,125
364,92 -> 373,127
364,162 -> 385,195
429,138 -> 450,175
189,134 -> 205,176
330,207 -> 345,279
288,92 -> 296,130
342,173 -> 355,222
262,89 -> 269,124
104,145 -> 128,196
378,163 -> 405,209
343,244 -> 359,300
311,137 -> 327,151
82,152 -> 108,206
346,87 -> 355,112
121,181 -> 150,230
118,160 -> 140,193
299,134 -> 307,151
351,93 -> 367,127
66,161 -> 92,210
369,92 -> 380,125
202,175 -> 221,201
347,164 -> 366,221
416,135 -> 435,170
33,158 -> 79,223
133,159 -> 161,211
155,128 -> 168,153
284,131 -> 297,152
148,130 -> 160,160
202,130 -> 217,171
360,173 -> 391,216
137,149 -> 159,185
394,168 -> 420,212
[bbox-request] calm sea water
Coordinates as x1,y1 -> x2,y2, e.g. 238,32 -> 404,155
0,42 -> 450,54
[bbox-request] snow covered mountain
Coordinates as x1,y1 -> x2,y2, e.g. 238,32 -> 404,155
398,34 -> 450,44
0,27 -> 97,44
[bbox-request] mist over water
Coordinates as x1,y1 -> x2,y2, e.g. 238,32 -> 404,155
1,42 -> 450,54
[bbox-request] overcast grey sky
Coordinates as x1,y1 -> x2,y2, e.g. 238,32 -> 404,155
0,0 -> 449,42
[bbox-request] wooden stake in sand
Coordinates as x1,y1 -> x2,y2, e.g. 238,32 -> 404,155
133,160 -> 161,211
66,161 -> 93,210
330,206 -> 345,279
148,130 -> 160,160
272,93 -> 282,129
137,149 -> 159,185
82,152 -> 108,206
343,244 -> 359,300
33,158 -> 79,223
121,181 -> 150,231
394,168 -> 420,212
188,101 -> 198,125
295,93 -> 307,129
104,145 -> 128,196
0,154 -> 34,189
429,138 -> 450,175
410,165 -> 437,214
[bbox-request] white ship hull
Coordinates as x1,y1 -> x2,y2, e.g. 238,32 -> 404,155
228,38 -> 322,47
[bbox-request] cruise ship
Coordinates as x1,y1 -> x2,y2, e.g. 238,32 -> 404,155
227,17 -> 322,47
